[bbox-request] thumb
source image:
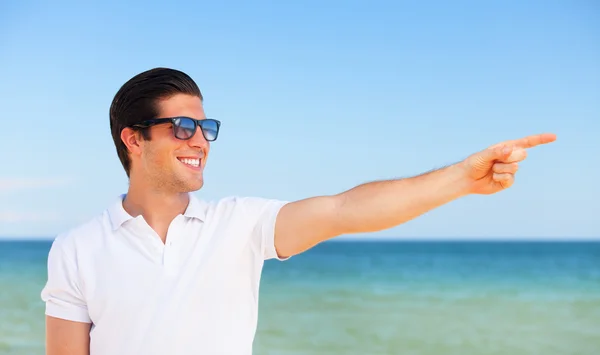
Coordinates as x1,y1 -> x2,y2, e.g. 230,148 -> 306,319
469,145 -> 513,172
484,144 -> 513,162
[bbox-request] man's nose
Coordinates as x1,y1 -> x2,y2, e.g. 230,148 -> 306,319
188,127 -> 209,150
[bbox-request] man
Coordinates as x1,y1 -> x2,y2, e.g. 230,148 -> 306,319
41,67 -> 556,355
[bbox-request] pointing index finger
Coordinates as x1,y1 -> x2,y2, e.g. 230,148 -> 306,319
514,133 -> 557,148
503,133 -> 556,149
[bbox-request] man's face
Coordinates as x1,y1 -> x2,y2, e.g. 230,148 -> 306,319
133,94 -> 210,193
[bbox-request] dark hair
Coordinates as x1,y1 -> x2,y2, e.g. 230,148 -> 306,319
109,67 -> 203,177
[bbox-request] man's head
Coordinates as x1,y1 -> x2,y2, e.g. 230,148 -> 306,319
109,68 -> 219,192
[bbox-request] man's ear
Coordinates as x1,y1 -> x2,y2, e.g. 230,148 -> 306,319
121,127 -> 144,156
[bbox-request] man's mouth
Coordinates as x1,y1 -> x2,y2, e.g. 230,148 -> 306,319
177,157 -> 201,169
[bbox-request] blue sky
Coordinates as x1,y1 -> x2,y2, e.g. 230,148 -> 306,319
1,0 -> 598,239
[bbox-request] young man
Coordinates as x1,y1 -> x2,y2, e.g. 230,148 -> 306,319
41,67 -> 556,355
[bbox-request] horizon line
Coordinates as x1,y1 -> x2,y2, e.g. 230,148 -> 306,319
0,236 -> 598,242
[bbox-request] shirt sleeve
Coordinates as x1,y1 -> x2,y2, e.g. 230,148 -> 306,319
239,197 -> 290,261
40,236 -> 91,323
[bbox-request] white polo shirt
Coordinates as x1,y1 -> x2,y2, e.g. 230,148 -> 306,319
41,193 -> 289,355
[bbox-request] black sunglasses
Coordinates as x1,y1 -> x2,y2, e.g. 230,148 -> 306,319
131,117 -> 221,141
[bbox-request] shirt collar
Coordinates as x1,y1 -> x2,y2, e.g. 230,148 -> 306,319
107,193 -> 208,231
183,193 -> 208,221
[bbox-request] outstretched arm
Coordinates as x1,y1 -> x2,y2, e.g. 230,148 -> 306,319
274,133 -> 556,258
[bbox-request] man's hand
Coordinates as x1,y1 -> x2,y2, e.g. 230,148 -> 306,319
460,133 -> 557,194
274,133 -> 557,258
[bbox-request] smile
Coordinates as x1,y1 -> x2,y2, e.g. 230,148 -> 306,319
177,157 -> 201,169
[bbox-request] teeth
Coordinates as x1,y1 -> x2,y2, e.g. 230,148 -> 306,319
179,158 -> 200,167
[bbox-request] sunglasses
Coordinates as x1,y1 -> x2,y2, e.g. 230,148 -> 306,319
131,117 -> 221,141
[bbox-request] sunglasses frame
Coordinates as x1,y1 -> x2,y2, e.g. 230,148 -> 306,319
131,117 -> 221,141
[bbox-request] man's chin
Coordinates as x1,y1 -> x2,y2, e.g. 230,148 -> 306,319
170,165 -> 204,191
182,178 -> 204,192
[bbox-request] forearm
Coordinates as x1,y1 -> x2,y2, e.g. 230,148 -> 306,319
274,163 -> 472,257
334,163 -> 472,234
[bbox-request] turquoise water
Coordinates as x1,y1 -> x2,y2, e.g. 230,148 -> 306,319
1,240 -> 599,354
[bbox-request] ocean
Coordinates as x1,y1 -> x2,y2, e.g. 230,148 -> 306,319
0,239 -> 599,355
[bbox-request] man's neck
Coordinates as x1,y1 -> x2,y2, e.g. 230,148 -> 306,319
122,182 -> 190,243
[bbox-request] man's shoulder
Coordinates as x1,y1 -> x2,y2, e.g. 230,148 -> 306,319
207,195 -> 289,215
50,210 -> 111,257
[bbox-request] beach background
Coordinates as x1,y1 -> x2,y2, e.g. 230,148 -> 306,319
1,238 -> 599,355
2,1 -> 599,354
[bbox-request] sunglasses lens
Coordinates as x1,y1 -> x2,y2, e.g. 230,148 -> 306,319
172,117 -> 219,141
200,119 -> 219,141
173,117 -> 196,139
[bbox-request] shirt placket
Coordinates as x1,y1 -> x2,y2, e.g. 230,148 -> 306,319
162,216 -> 183,276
